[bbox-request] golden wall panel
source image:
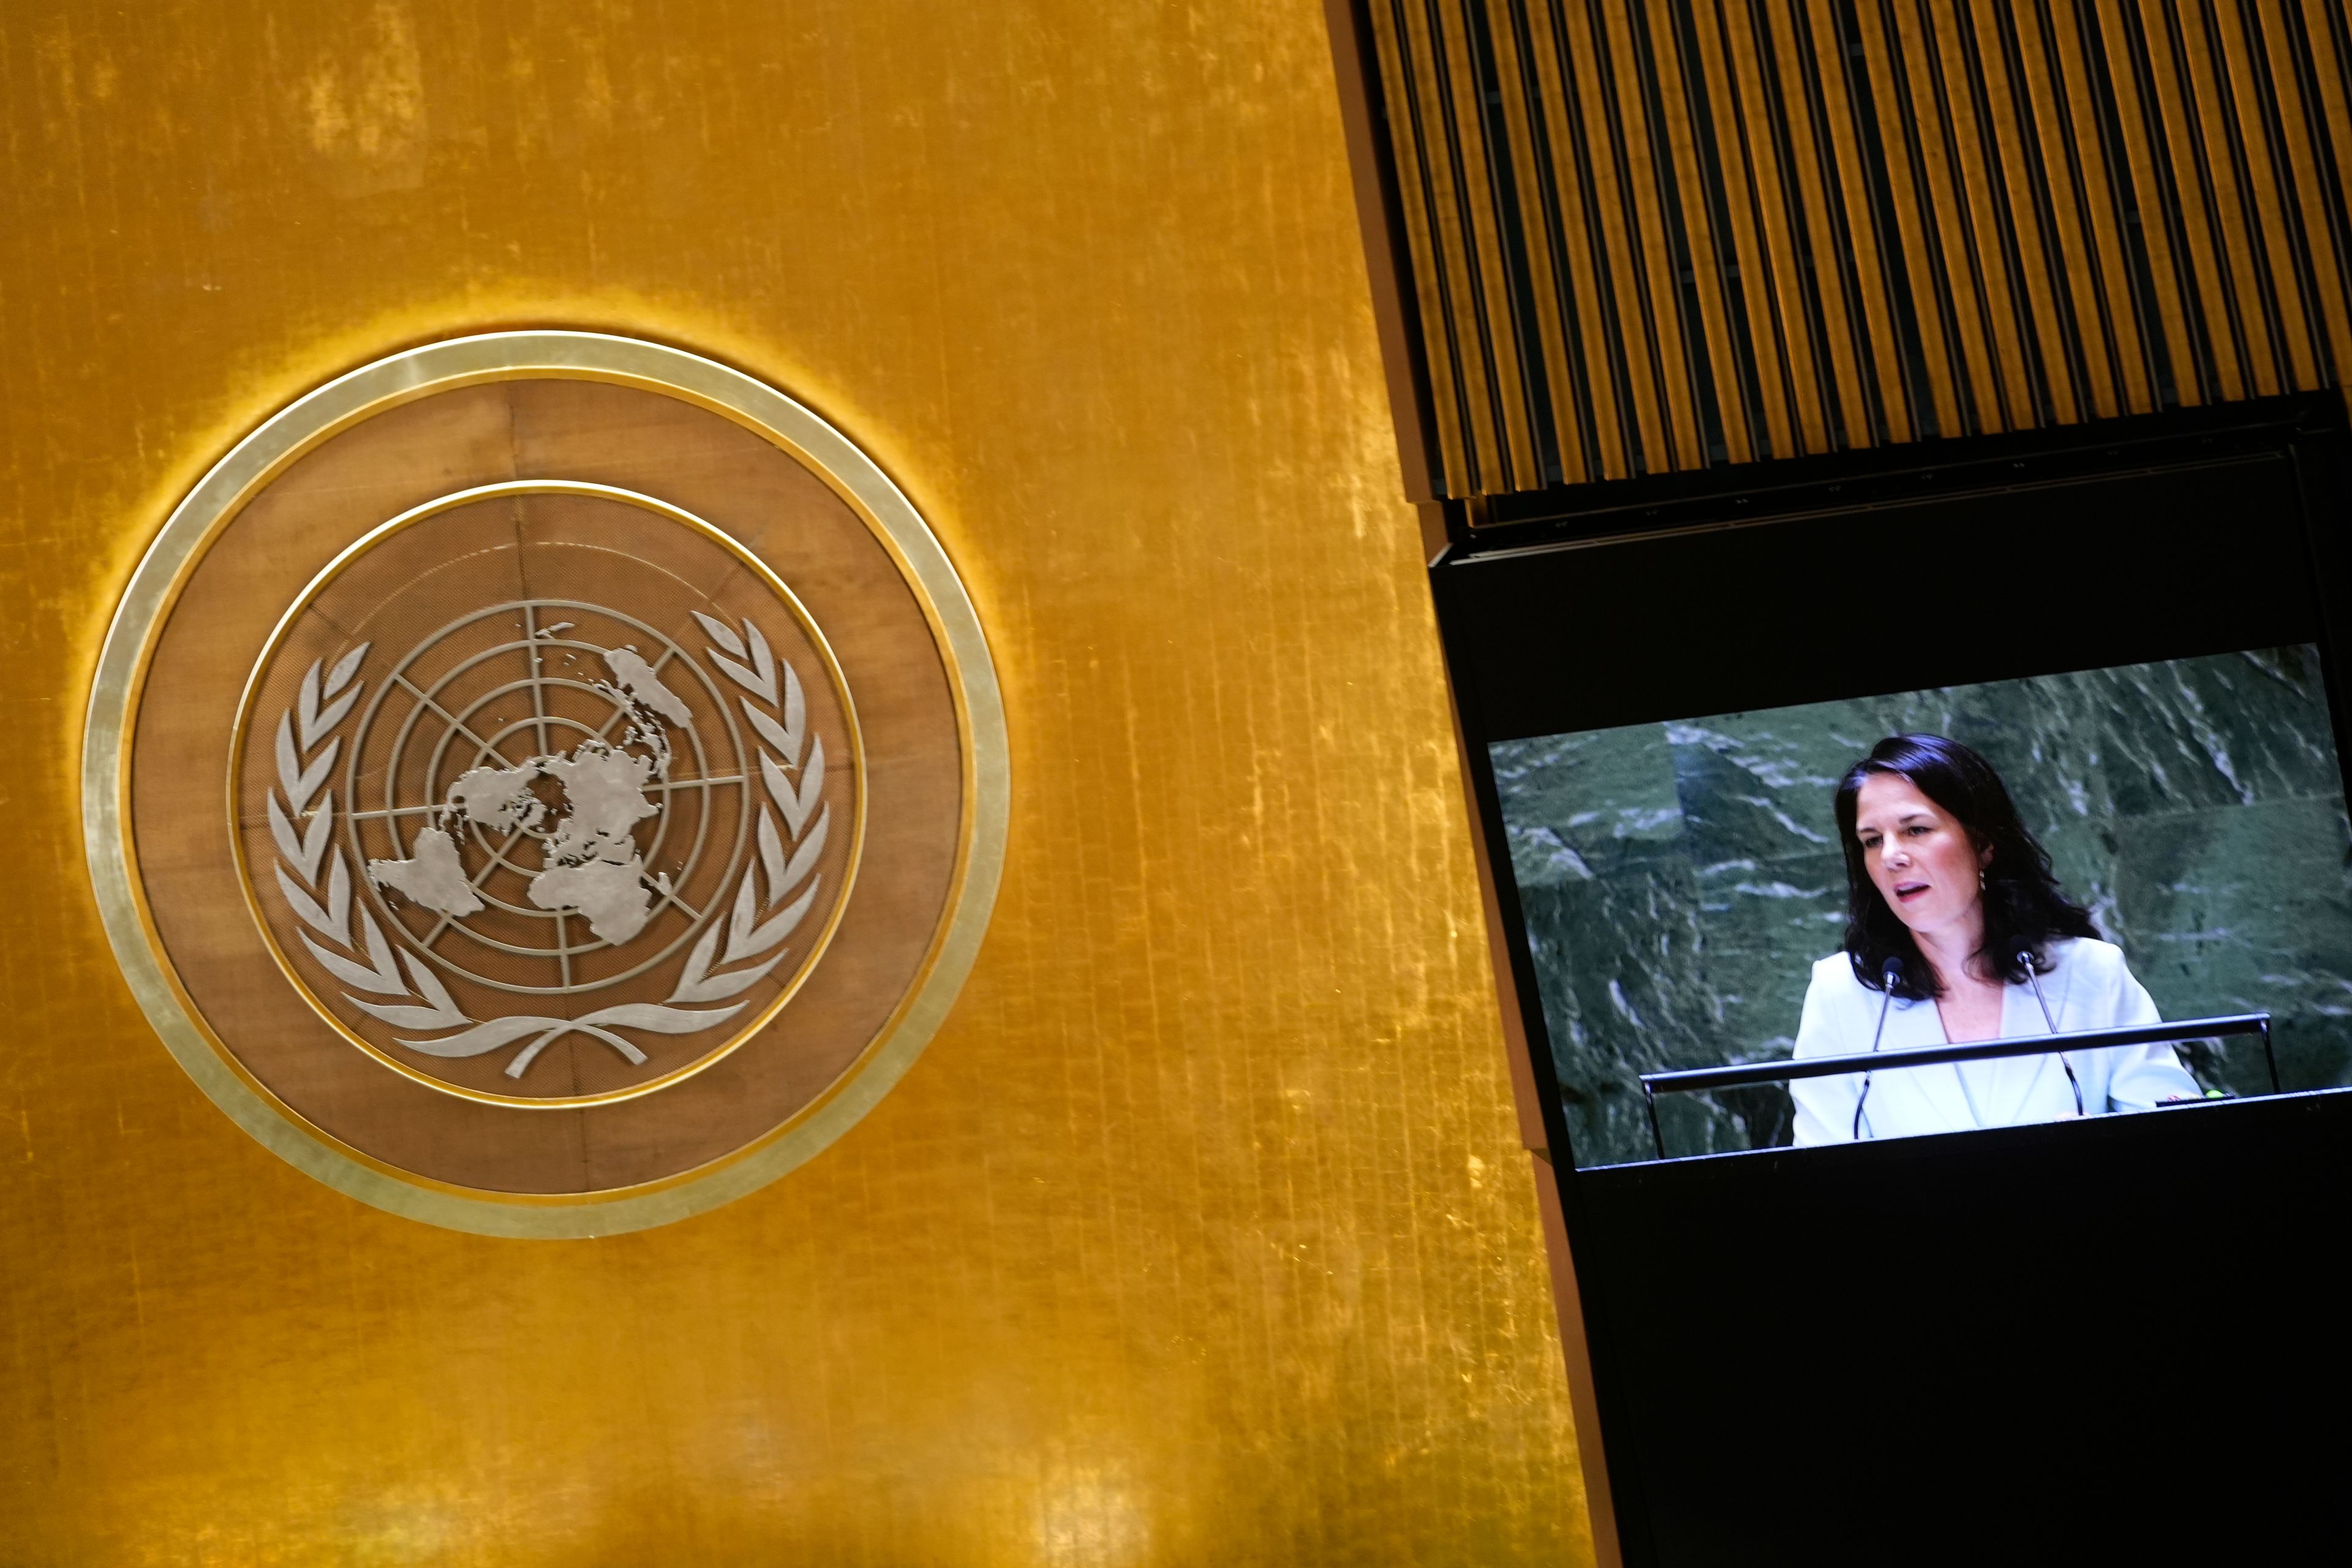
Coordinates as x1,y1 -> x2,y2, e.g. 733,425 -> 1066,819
0,1 -> 1585,1562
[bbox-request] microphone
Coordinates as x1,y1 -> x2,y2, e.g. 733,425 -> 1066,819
2019,948 -> 2084,1117
1852,956 -> 1904,1139
1869,957 -> 1902,1049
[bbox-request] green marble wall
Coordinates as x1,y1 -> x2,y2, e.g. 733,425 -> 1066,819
1490,647 -> 2352,1168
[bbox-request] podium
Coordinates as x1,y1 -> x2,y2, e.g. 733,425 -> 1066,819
1636,1013 -> 2278,1161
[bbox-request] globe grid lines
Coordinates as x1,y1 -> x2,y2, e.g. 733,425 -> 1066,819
257,600 -> 833,1093
249,574 -> 841,1095
412,676 -> 701,942
339,598 -> 758,1000
375,644 -> 717,979
356,602 -> 744,990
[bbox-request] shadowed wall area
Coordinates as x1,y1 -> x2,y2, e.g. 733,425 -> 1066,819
1493,647 -> 2352,1169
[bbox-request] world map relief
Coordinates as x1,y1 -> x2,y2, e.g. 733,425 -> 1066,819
368,643 -> 692,946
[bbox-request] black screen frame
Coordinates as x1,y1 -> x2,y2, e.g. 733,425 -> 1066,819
1433,394 -> 2352,1564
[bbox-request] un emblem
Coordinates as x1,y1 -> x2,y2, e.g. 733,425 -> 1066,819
241,488 -> 861,1106
88,334 -> 1005,1234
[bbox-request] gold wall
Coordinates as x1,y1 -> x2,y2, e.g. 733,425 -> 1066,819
0,2 -> 1586,1563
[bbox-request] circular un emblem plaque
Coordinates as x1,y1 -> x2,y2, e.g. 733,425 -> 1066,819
86,333 -> 1006,1235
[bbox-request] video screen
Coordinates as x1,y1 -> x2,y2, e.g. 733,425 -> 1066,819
1489,646 -> 2352,1169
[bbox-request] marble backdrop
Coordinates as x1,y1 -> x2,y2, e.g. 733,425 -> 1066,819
1490,647 -> 2352,1168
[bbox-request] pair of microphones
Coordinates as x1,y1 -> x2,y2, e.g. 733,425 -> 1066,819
1851,950 -> 2082,1140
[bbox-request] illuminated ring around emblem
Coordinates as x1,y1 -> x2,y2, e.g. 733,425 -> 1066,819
225,480 -> 865,1107
85,331 -> 1009,1238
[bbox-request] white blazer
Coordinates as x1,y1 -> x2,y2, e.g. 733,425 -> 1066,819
1790,937 -> 2201,1145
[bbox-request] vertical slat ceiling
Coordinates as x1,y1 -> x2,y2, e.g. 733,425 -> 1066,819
1364,0 -> 2352,499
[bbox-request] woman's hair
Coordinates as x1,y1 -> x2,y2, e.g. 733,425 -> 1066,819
1834,733 -> 2097,999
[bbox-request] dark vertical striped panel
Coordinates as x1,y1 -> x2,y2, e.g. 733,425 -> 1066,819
1362,0 -> 2352,500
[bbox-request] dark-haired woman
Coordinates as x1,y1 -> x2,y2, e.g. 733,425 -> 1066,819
1790,734 -> 2198,1145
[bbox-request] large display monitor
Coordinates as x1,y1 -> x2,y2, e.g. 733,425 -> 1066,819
1441,402 -> 2352,1175
1490,645 -> 2350,1168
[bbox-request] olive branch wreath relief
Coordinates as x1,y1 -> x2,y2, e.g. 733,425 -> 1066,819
266,614 -> 829,1082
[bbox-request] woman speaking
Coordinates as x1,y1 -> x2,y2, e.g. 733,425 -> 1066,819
1790,734 -> 2199,1145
